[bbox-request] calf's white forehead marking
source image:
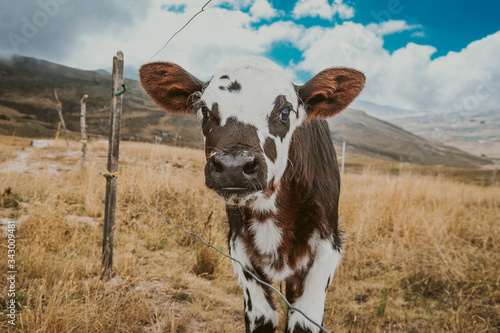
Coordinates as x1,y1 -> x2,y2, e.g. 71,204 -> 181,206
201,57 -> 298,128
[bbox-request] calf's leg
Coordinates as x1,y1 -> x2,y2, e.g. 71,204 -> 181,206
285,239 -> 341,333
230,237 -> 279,333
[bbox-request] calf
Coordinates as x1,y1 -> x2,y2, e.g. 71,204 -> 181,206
140,57 -> 365,333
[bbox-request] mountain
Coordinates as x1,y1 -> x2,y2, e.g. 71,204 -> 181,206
350,100 -> 500,161
92,69 -> 111,76
385,108 -> 500,160
0,55 -> 202,147
328,109 -> 489,168
0,55 -> 492,168
349,99 -> 426,119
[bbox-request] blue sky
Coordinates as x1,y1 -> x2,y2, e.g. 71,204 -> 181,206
237,0 -> 500,67
1,0 -> 499,113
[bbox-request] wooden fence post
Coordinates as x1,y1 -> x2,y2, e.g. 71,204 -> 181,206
341,141 -> 346,174
80,94 -> 88,170
54,89 -> 69,148
102,51 -> 124,279
55,122 -> 61,140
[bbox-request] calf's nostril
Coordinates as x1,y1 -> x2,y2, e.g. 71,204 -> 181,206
212,159 -> 224,174
243,158 -> 259,175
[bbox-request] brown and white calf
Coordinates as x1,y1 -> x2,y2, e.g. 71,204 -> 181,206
140,57 -> 365,333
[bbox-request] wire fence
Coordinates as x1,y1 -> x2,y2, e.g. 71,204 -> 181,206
149,0 -> 213,61
102,172 -> 330,333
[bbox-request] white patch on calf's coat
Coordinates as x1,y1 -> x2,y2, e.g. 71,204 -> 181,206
249,218 -> 282,256
273,132 -> 293,182
295,253 -> 312,272
250,192 -> 277,213
262,261 -> 294,282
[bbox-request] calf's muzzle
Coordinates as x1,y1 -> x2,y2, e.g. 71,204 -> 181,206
206,154 -> 261,191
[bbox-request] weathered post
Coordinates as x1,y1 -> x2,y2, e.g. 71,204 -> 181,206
55,122 -> 61,140
54,89 -> 69,147
341,141 -> 346,174
80,94 -> 88,170
102,51 -> 125,279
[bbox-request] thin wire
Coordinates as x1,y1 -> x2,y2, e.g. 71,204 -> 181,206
149,0 -> 213,61
112,177 -> 330,333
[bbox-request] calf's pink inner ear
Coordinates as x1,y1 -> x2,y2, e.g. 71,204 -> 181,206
298,68 -> 366,119
139,62 -> 203,114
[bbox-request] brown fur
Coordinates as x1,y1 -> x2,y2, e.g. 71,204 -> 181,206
139,62 -> 203,114
263,137 -> 277,163
298,68 -> 365,119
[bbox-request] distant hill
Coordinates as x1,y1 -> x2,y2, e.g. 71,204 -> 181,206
349,99 -> 425,119
0,55 -> 492,168
329,109 -> 490,168
0,55 -> 203,147
387,108 -> 500,160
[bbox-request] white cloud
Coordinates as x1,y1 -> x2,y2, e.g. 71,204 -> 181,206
411,31 -> 426,38
72,1 -> 500,112
213,0 -> 280,21
8,0 -> 498,113
367,20 -> 421,36
292,22 -> 500,112
250,0 -> 280,21
292,0 -> 355,21
69,0 -> 297,81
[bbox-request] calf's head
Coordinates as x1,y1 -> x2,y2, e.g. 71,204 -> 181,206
140,57 -> 364,205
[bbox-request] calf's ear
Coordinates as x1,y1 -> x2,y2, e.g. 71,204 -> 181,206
297,68 -> 365,119
139,62 -> 203,114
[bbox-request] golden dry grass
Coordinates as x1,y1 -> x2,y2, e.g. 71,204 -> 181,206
0,135 -> 498,332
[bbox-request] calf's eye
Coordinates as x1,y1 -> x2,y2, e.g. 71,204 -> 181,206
279,109 -> 290,122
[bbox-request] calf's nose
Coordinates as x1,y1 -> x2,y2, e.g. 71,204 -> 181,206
209,154 -> 260,187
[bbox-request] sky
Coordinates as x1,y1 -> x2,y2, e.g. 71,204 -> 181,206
0,0 -> 499,113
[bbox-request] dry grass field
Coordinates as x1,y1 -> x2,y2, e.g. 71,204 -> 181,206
0,134 -> 498,332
